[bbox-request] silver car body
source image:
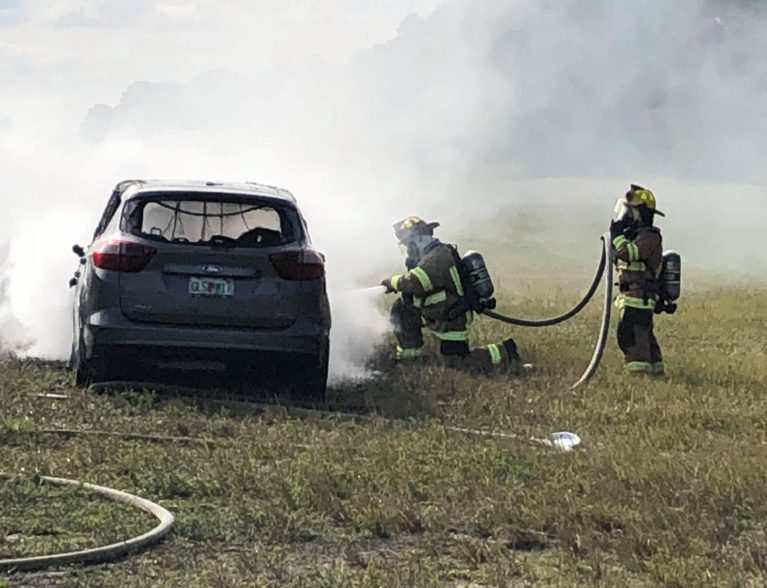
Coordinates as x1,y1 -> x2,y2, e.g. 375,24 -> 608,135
70,179 -> 331,393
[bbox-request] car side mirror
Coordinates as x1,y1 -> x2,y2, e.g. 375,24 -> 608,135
72,244 -> 85,257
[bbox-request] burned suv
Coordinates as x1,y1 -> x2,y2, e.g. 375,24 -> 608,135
69,179 -> 331,398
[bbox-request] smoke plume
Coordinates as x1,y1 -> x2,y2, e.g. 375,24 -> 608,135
1,0 -> 765,379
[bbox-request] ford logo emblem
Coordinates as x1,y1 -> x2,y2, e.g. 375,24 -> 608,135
202,265 -> 222,274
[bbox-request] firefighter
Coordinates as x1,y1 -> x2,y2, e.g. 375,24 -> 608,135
610,185 -> 666,376
380,216 -> 524,373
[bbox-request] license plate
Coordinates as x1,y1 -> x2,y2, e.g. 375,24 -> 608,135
188,277 -> 235,297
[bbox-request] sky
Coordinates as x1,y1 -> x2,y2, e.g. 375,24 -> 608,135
1,0 -> 447,118
0,0 -> 765,376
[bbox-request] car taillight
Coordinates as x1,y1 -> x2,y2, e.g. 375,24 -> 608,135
270,249 -> 325,280
92,240 -> 156,272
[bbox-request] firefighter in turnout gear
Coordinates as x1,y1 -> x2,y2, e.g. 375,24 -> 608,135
380,216 -> 524,373
611,185 -> 666,376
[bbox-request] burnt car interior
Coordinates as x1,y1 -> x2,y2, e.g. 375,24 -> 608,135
122,196 -> 299,247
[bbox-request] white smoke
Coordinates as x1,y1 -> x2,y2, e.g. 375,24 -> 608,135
1,0 -> 766,379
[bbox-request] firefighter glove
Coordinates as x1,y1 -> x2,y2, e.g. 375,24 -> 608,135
381,278 -> 397,293
610,219 -> 627,240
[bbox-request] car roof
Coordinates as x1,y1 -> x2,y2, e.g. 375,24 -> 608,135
115,179 -> 297,204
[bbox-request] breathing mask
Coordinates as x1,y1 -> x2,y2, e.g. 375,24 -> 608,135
613,199 -> 641,223
400,235 -> 436,269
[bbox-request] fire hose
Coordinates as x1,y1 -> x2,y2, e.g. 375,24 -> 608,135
0,473 -> 173,573
481,234 -> 614,388
571,234 -> 613,388
483,235 -> 609,328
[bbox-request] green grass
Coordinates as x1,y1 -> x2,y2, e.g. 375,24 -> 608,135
1,287 -> 767,586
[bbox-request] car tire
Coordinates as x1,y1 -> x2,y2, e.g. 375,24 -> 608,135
75,356 -> 100,387
75,351 -> 105,388
291,339 -> 329,402
73,330 -> 108,387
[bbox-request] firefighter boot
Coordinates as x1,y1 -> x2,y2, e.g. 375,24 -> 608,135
503,338 -> 525,375
649,328 -> 666,377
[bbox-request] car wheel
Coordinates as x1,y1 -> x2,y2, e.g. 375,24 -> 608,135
75,355 -> 101,387
291,339 -> 329,402
73,330 -> 108,387
75,350 -> 105,387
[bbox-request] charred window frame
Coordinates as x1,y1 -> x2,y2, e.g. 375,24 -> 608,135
120,194 -> 303,247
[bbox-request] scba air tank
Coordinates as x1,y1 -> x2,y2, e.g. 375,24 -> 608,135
661,250 -> 681,301
462,250 -> 496,310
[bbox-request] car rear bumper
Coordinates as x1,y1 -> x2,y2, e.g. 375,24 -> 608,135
83,308 -> 329,359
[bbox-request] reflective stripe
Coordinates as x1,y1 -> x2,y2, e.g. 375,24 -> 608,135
624,361 -> 653,373
449,266 -> 464,296
615,294 -> 656,310
390,274 -> 402,291
627,243 -> 640,262
436,330 -> 470,342
423,291 -> 447,306
612,235 -> 628,249
486,344 -> 502,365
410,267 -> 433,292
617,261 -> 647,272
396,346 -> 424,360
466,311 -> 474,327
651,362 -> 666,375
413,297 -> 423,309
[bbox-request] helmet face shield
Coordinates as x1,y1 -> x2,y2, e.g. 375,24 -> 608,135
613,199 -> 640,222
613,198 -> 627,221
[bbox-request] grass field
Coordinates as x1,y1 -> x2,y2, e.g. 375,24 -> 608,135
1,284 -> 767,587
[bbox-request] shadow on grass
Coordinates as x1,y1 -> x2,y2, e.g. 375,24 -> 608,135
75,350 -> 453,425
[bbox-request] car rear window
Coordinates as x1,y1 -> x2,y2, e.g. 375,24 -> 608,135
123,196 -> 301,247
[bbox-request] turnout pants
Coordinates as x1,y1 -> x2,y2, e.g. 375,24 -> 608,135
617,307 -> 664,374
390,298 -> 522,374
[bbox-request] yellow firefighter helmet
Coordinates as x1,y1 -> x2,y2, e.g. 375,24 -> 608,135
623,184 -> 665,217
393,216 -> 440,244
